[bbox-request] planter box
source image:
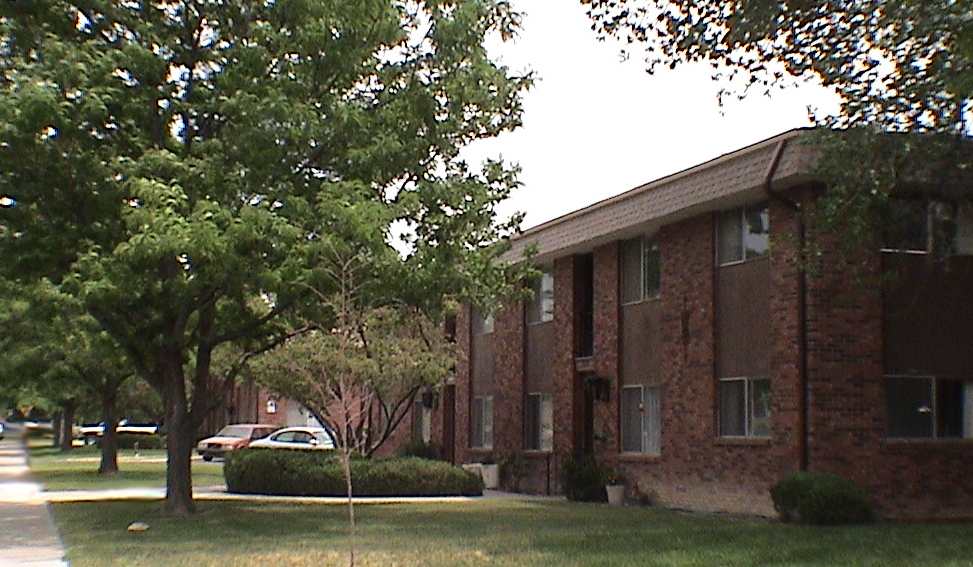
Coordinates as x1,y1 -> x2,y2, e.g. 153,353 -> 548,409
480,464 -> 499,489
606,484 -> 625,506
461,463 -> 499,489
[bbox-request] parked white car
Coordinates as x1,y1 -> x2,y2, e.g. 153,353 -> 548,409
248,427 -> 335,451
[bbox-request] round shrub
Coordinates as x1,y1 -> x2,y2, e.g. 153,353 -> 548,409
771,472 -> 873,525
224,449 -> 483,497
561,454 -> 607,502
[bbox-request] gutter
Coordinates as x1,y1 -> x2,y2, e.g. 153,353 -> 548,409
763,139 -> 811,473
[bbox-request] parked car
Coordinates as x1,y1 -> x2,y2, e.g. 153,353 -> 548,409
196,424 -> 278,461
248,427 -> 335,451
0,421 -> 5,440
78,420 -> 160,444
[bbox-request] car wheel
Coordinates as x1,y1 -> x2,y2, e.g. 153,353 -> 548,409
202,455 -> 213,462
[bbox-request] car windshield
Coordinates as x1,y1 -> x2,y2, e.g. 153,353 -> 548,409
216,426 -> 251,438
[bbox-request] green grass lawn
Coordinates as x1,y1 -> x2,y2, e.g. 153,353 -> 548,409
51,499 -> 973,567
29,442 -> 225,491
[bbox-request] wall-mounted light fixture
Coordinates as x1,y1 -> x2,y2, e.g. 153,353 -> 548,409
266,399 -> 278,414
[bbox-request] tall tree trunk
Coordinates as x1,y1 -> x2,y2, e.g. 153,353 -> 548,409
60,400 -> 76,452
99,390 -> 119,474
162,358 -> 195,515
51,410 -> 62,449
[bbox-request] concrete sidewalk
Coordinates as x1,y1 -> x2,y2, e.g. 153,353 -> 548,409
41,486 -> 560,505
0,428 -> 68,567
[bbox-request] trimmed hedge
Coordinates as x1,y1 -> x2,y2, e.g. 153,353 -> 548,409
224,449 -> 483,497
771,472 -> 874,525
397,439 -> 443,461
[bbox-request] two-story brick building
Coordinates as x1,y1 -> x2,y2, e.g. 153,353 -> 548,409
449,128 -> 973,519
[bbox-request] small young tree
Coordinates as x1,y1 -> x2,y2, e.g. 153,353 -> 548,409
255,248 -> 454,567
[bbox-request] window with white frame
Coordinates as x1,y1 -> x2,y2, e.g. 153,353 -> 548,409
472,309 -> 494,335
525,393 -> 554,451
883,199 -> 973,256
412,399 -> 432,444
718,203 -> 770,265
471,395 -> 494,449
621,385 -> 661,454
527,269 -> 554,324
886,375 -> 973,439
719,377 -> 771,438
621,236 -> 661,304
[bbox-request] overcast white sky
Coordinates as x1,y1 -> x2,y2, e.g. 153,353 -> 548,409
462,2 -> 841,230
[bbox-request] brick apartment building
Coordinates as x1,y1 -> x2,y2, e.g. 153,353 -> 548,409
445,129 -> 973,519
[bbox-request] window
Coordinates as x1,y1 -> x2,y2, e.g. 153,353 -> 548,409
472,309 -> 494,335
718,203 -> 770,265
883,199 -> 973,255
527,269 -> 554,324
621,236 -> 661,304
621,385 -> 661,454
719,377 -> 771,438
525,393 -> 554,451
471,395 -> 494,449
412,400 -> 432,444
883,200 -> 930,253
886,376 -> 973,439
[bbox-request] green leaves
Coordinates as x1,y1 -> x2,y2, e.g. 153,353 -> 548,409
1,2 -> 530,485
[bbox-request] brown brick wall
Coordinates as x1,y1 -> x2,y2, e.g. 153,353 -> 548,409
553,256 -> 581,460
611,213 -> 779,516
451,191 -> 972,519
494,300 -> 526,458
592,242 -> 620,459
802,216 -> 973,519
455,304 -> 472,465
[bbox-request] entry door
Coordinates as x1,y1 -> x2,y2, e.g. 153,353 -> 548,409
443,384 -> 456,464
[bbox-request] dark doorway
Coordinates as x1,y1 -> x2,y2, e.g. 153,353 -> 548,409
442,384 -> 456,464
576,254 -> 594,357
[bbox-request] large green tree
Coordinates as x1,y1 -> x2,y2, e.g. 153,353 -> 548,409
0,0 -> 530,515
582,0 -> 973,251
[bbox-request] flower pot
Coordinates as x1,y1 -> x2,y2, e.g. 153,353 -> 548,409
480,464 -> 500,489
606,484 -> 625,506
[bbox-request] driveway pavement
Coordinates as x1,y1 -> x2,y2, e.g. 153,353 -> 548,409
0,425 -> 68,567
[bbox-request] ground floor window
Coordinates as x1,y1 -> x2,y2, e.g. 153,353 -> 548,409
412,399 -> 432,444
887,375 -> 973,439
471,395 -> 494,449
719,377 -> 770,438
621,385 -> 661,454
525,392 -> 553,451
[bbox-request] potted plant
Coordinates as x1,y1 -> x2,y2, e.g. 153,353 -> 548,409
480,454 -> 499,489
605,468 -> 625,506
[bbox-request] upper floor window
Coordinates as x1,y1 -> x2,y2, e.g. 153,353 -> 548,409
472,309 -> 494,335
527,268 -> 554,324
883,199 -> 973,256
525,392 -> 554,451
621,235 -> 661,304
718,203 -> 769,265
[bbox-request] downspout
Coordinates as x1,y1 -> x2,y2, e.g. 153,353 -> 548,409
763,139 -> 811,472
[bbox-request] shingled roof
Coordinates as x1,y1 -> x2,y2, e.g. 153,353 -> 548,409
503,128 -> 819,263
